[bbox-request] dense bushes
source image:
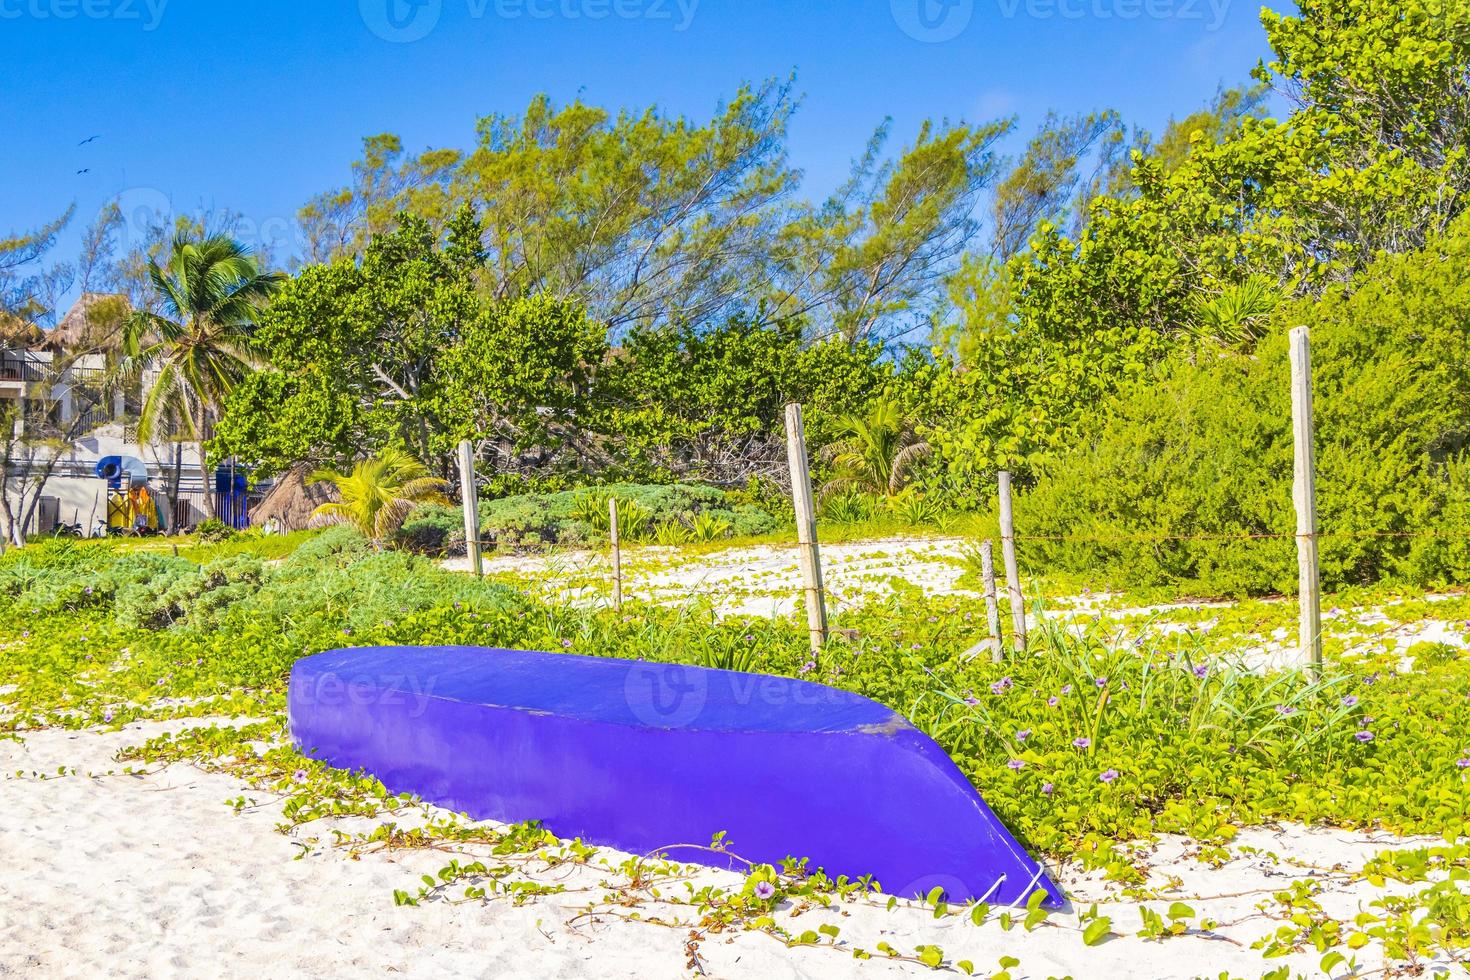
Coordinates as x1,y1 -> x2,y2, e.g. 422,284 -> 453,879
397,483 -> 781,553
6,535 -> 1470,866
1019,219 -> 1470,595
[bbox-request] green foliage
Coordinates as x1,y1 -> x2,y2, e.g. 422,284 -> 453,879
309,448 -> 451,544
115,555 -> 266,630
819,395 -> 931,499
598,316 -> 891,484
6,538 -> 1470,868
432,293 -> 606,453
193,518 -> 235,543
210,210 -> 492,473
402,483 -> 779,551
1020,217 -> 1470,595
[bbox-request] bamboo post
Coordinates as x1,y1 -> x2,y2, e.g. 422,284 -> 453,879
457,440 -> 483,577
998,471 -> 1027,653
1289,327 -> 1323,673
784,403 -> 828,660
609,497 -> 624,612
981,539 -> 1004,662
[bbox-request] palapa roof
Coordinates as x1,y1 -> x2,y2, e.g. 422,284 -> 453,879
251,464 -> 340,531
50,293 -> 130,352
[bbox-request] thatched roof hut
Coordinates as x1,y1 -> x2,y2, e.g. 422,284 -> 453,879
251,464 -> 339,531
51,293 -> 130,352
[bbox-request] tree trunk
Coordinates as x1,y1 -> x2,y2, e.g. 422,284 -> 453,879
198,406 -> 218,521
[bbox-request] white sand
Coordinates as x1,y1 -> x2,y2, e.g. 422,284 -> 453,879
2,720 -> 1455,979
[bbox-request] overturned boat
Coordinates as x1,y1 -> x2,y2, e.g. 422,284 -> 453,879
288,646 -> 1063,908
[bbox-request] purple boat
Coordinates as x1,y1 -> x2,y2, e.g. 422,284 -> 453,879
288,646 -> 1063,907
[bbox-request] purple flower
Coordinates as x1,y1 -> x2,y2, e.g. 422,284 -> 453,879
1095,677 -> 1108,688
1354,731 -> 1375,743
1341,695 -> 1359,707
1047,697 -> 1060,708
292,769 -> 309,783
84,586 -> 94,595
799,661 -> 816,675
102,709 -> 114,723
744,635 -> 754,643
1006,759 -> 1026,771
753,880 -> 776,901
1061,685 -> 1073,696
1041,782 -> 1054,796
963,697 -> 980,707
911,643 -> 922,651
990,676 -> 1013,695
1275,705 -> 1297,716
1016,729 -> 1031,742
1072,737 -> 1091,749
1192,665 -> 1209,679
561,639 -> 573,648
1455,758 -> 1470,769
1099,769 -> 1119,783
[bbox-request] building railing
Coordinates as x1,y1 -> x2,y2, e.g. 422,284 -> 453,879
0,356 -> 42,382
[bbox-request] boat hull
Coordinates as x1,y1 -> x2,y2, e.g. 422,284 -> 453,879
288,646 -> 1063,908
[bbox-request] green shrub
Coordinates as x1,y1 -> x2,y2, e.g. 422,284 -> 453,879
395,506 -> 462,556
115,556 -> 266,630
194,518 -> 236,543
1021,220 -> 1470,596
469,483 -> 777,548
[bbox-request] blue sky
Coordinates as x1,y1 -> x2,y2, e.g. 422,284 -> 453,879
1,0 -> 1289,281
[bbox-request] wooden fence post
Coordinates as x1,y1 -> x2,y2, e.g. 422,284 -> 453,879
998,471 -> 1028,654
1289,327 -> 1323,673
981,539 -> 1004,662
457,440 -> 483,578
609,496 -> 624,612
785,403 -> 828,661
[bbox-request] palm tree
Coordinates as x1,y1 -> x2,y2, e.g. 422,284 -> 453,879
308,449 -> 450,545
121,233 -> 283,518
819,396 -> 931,499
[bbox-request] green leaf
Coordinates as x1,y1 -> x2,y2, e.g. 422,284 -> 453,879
1082,917 -> 1113,946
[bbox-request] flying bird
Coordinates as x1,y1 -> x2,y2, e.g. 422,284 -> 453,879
78,135 -> 101,146
75,168 -> 90,175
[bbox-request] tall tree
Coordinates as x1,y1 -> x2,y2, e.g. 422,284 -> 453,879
120,234 -> 283,518
772,117 -> 1011,345
300,82 -> 799,334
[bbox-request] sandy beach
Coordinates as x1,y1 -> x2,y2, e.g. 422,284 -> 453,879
3,716 -> 1454,979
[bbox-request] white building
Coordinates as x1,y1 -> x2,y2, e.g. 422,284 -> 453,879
2,296 -> 245,537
